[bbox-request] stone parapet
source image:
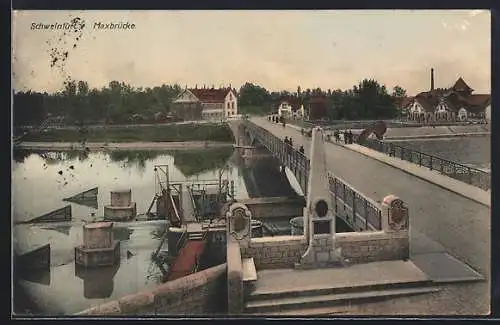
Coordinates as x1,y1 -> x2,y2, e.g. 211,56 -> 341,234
241,235 -> 308,270
75,263 -> 227,315
241,231 -> 409,270
227,240 -> 244,315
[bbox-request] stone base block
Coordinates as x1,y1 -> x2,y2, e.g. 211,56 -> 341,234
104,203 -> 137,221
75,241 -> 121,267
294,246 -> 345,269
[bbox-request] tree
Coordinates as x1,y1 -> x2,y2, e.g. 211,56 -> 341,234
392,85 -> 407,98
238,82 -> 270,106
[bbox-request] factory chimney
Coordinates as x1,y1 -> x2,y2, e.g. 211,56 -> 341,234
430,68 -> 435,91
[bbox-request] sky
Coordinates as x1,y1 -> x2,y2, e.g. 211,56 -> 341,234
12,10 -> 491,95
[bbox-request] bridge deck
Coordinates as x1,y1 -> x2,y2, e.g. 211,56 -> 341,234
249,117 -> 490,307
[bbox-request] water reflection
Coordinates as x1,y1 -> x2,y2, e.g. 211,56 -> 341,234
18,268 -> 51,286
41,225 -> 72,236
113,227 -> 134,241
75,264 -> 120,299
171,147 -> 234,177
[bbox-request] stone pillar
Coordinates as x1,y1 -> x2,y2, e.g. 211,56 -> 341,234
75,222 -> 121,267
83,222 -> 114,249
104,189 -> 137,221
296,127 -> 343,269
381,194 -> 409,233
226,202 -> 252,248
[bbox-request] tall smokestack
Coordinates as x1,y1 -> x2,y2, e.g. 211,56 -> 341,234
430,68 -> 435,91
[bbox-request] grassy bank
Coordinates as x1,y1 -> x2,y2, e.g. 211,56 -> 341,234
22,123 -> 235,143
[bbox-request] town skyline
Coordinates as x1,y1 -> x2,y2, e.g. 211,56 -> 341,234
12,10 -> 491,95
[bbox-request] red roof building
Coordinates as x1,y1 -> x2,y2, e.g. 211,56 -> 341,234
172,86 -> 238,121
406,70 -> 490,123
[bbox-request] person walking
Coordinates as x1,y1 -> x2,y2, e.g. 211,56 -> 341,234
299,145 -> 305,154
289,138 -> 293,148
343,130 -> 348,144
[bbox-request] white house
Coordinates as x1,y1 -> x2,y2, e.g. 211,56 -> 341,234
278,98 -> 304,119
485,104 -> 491,121
172,86 -> 238,121
278,101 -> 293,117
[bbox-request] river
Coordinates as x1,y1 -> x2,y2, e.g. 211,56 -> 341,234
386,136 -> 491,171
12,147 -> 301,315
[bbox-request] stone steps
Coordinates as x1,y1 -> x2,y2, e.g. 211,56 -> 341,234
188,232 -> 204,241
245,286 -> 439,314
247,277 -> 433,301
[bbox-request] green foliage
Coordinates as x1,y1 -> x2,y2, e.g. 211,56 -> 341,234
14,81 -> 182,126
14,78 -> 405,125
22,123 -> 235,143
238,105 -> 269,116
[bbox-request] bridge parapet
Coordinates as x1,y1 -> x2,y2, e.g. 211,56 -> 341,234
361,138 -> 490,190
243,120 -> 310,195
328,173 -> 382,231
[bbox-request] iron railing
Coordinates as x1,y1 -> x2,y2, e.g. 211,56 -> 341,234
361,139 -> 491,191
243,120 -> 310,195
244,119 -> 383,232
328,173 -> 382,231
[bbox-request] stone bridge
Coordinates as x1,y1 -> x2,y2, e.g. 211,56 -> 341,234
227,116 -> 490,314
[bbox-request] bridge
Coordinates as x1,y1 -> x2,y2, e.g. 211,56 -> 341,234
234,116 -> 490,313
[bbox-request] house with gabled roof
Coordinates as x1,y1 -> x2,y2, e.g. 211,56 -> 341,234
406,69 -> 490,124
172,86 -> 238,121
277,96 -> 305,119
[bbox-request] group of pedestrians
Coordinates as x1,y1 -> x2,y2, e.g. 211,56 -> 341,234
333,129 -> 354,144
284,136 -> 305,155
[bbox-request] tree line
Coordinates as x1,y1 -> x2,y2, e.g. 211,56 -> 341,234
13,79 -> 407,126
238,80 -> 407,120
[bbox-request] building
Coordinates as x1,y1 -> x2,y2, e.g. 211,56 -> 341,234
277,97 -> 305,119
485,104 -> 491,122
172,86 -> 238,121
393,97 -> 414,120
407,69 -> 491,124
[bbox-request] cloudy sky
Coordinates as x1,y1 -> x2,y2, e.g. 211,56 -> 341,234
12,10 -> 491,95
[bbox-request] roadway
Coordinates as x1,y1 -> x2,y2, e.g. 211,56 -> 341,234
249,116 -> 490,314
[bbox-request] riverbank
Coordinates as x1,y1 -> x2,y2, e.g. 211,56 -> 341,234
15,141 -> 234,151
20,123 -> 235,143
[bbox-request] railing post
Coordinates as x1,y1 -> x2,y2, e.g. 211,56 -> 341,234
352,190 -> 356,227
400,147 -> 404,160
439,160 -> 444,173
364,199 -> 368,230
468,167 -> 472,185
419,152 -> 422,166
429,156 -> 433,171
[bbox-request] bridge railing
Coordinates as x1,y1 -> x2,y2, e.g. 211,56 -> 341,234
243,120 -> 310,195
361,138 -> 491,191
328,173 -> 382,231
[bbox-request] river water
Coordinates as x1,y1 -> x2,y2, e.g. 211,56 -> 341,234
386,136 -> 491,171
12,147 -> 300,315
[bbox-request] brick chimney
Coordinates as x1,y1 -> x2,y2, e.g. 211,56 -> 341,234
430,68 -> 435,91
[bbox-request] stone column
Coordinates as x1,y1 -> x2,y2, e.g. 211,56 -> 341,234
295,127 -> 343,269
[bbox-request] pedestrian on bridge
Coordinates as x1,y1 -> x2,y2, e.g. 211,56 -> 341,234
299,145 -> 305,154
334,129 -> 340,142
289,138 -> 293,148
284,136 -> 289,146
347,130 -> 354,144
343,130 -> 348,144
